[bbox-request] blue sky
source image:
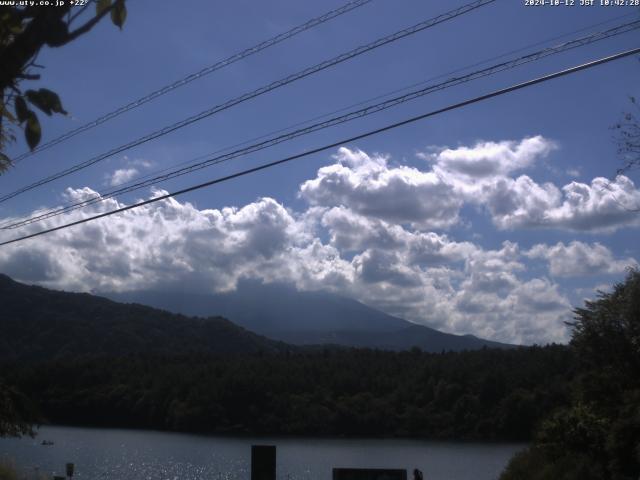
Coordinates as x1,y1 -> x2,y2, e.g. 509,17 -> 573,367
0,0 -> 639,344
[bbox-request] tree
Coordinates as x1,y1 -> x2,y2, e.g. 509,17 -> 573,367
597,95 -> 640,213
500,269 -> 640,480
0,381 -> 40,437
613,96 -> 640,177
570,268 -> 640,376
0,0 -> 127,172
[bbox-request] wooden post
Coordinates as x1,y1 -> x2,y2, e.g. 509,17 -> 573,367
65,463 -> 74,480
333,468 -> 407,480
251,445 -> 276,480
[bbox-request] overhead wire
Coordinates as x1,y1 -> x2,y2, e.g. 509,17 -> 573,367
0,0 -> 497,204
1,46 -> 638,247
2,18 -> 638,231
83,11 -> 640,193
64,11 -> 640,190
11,0 -> 375,163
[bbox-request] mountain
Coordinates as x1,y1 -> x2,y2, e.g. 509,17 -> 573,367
105,279 -> 512,351
0,274 -> 288,361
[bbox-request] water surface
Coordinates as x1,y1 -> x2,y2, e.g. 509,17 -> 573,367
0,426 -> 524,480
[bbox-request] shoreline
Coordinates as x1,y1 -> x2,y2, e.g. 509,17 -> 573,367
12,424 -> 529,447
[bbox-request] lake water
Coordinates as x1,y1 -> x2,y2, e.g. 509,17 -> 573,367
0,426 -> 524,480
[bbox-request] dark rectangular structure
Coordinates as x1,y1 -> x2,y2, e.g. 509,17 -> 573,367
251,445 -> 276,480
333,468 -> 407,480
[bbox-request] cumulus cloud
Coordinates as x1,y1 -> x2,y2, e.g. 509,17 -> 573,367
106,167 -> 139,187
526,241 -> 637,277
4,138 -> 637,345
0,185 -> 572,345
548,176 -> 640,231
300,147 -> 462,229
483,175 -> 640,232
452,276 -> 571,344
429,136 -> 554,179
419,138 -> 640,232
105,157 -> 154,187
300,142 -> 640,234
0,190 -> 308,293
319,206 -> 475,262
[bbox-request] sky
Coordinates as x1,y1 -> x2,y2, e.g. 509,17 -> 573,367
0,0 -> 639,345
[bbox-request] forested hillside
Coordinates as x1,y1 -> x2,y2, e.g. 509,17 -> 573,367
3,346 -> 574,441
0,274 -> 288,360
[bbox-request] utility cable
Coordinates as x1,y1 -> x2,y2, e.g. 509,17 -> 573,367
11,0 -> 374,163
1,46 -> 637,247
0,0 -> 497,204
2,19 -> 637,230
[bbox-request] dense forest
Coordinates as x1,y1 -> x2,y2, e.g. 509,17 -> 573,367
2,345 -> 573,441
500,269 -> 640,480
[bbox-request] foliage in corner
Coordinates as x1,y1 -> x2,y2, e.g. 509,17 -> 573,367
0,0 -> 127,172
500,268 -> 640,480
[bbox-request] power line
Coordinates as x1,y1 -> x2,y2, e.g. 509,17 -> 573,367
0,0 -> 497,205
11,0 -> 374,163
1,47 -> 637,248
93,11 -> 640,191
3,19 -> 637,231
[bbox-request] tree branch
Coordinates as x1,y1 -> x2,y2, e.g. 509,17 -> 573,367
68,0 -> 94,24
16,73 -> 40,80
64,2 -> 117,44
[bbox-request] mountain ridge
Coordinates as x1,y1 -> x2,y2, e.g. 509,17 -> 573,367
104,279 -> 512,351
0,273 -> 512,358
0,274 -> 288,361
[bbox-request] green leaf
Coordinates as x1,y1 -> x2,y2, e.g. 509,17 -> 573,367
25,112 -> 41,151
96,0 -> 111,15
14,96 -> 29,123
0,153 -> 11,172
0,102 -> 16,123
1,9 -> 24,34
111,0 -> 127,29
25,89 -> 67,116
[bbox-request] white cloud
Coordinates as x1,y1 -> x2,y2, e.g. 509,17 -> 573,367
300,147 -> 462,229
4,138 -> 638,345
106,167 -> 139,187
0,191 -> 307,293
452,276 -> 571,344
419,138 -> 640,233
526,241 -> 637,277
319,206 -> 475,263
566,167 -> 581,178
105,157 -> 154,187
320,206 -> 405,252
548,176 -> 640,231
429,136 -> 554,179
574,283 -> 612,304
0,185 -> 573,345
480,175 -> 562,229
129,158 -> 153,169
299,143 -> 640,234
482,175 -> 640,232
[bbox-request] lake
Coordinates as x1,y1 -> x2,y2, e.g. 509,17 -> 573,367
0,426 -> 524,480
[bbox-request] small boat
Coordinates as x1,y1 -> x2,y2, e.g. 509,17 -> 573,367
41,440 -> 54,446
